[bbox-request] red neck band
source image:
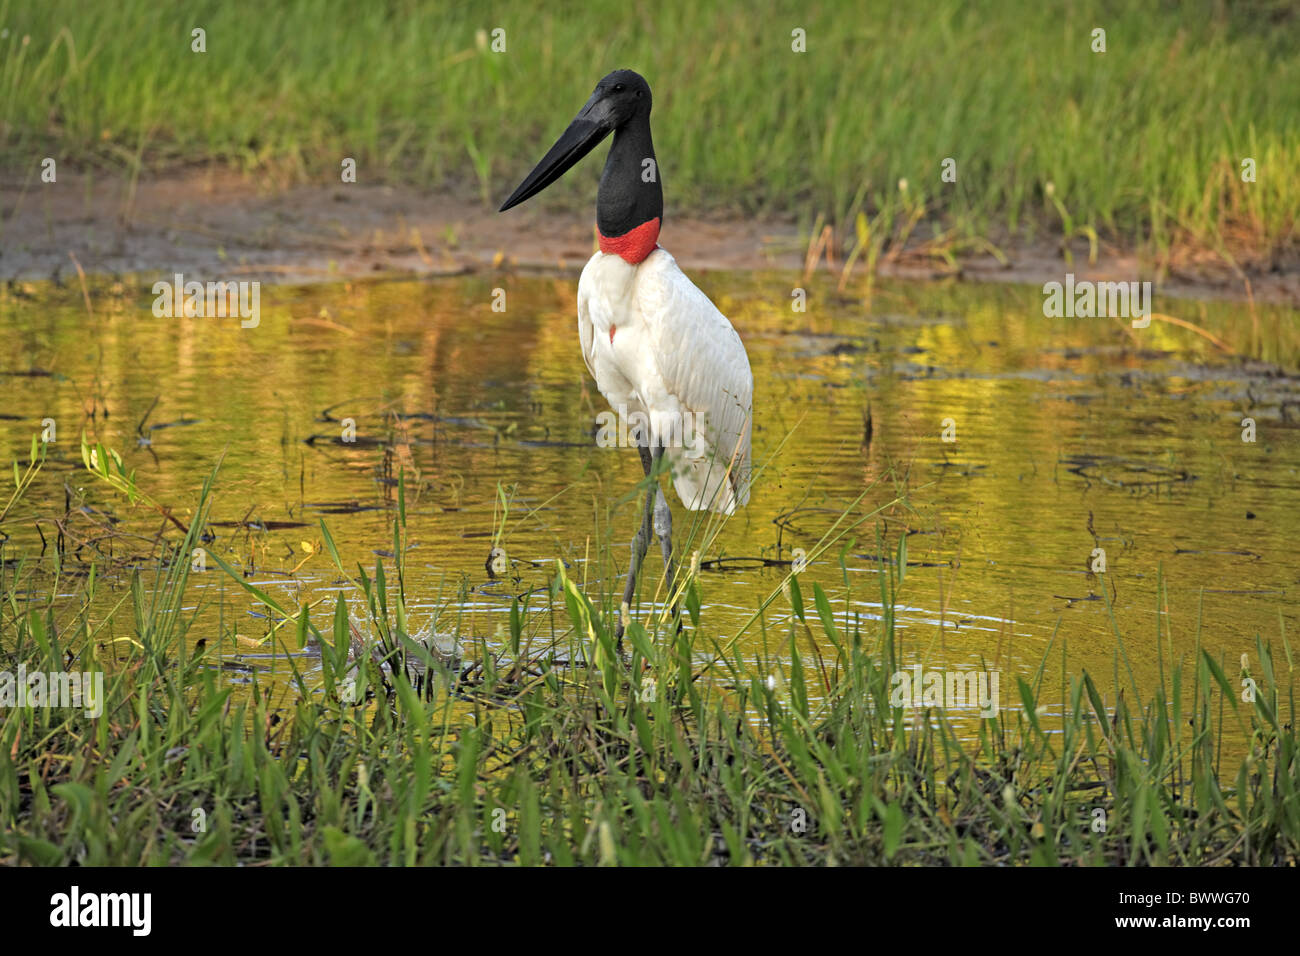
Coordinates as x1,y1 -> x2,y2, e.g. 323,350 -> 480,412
598,217 -> 661,264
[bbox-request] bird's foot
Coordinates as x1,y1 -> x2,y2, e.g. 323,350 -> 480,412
614,600 -> 631,653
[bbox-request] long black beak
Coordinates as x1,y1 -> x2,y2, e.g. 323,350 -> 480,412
499,93 -> 612,212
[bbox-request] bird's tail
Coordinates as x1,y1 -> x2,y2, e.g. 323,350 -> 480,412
667,447 -> 750,515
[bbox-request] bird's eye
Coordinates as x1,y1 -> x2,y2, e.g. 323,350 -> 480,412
613,83 -> 625,93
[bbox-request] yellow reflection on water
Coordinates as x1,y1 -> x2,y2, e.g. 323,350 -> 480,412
1,275 -> 1296,735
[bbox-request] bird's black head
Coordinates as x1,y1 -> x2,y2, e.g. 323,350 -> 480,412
589,69 -> 652,129
498,69 -> 654,213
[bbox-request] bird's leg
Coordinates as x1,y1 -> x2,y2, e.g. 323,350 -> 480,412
651,445 -> 680,630
615,443 -> 655,649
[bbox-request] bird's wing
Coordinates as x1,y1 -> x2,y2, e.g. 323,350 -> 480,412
636,251 -> 753,506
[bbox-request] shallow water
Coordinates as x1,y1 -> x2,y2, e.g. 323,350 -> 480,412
1,274 -> 1297,724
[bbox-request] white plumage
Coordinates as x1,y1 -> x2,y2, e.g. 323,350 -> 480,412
578,247 -> 753,514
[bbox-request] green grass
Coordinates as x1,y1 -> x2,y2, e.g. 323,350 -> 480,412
1,0 -> 1297,266
0,437 -> 1296,866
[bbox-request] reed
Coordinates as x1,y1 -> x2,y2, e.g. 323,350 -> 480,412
0,440 -> 1294,865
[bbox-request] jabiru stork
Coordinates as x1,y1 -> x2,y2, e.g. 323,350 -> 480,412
499,69 -> 753,643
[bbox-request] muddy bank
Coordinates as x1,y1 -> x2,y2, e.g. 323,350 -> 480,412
2,168 -> 1296,304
